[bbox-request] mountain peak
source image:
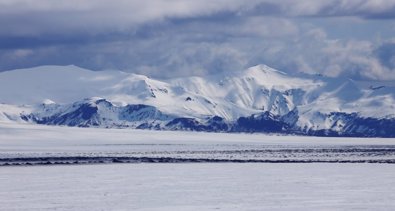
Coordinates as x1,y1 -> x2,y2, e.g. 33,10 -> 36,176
246,64 -> 287,75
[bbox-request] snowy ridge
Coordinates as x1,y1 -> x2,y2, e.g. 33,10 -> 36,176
1,64 -> 395,137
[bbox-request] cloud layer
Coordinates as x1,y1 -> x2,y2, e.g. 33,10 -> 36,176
1,0 -> 395,80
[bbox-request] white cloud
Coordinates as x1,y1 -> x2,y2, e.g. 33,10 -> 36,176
1,0 -> 395,80
12,49 -> 33,58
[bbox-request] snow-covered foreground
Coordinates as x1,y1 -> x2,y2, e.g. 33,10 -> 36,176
1,123 -> 395,210
1,122 -> 395,165
1,163 -> 395,210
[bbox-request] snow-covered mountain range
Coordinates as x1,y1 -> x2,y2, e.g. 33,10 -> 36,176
1,64 -> 394,137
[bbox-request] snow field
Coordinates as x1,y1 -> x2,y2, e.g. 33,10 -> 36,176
1,163 -> 395,210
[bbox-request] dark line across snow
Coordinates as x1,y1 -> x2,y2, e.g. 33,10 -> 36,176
1,156 -> 395,166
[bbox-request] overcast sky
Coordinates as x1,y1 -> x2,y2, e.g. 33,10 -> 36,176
1,0 -> 395,80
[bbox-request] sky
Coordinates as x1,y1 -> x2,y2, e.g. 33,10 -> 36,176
1,0 -> 395,80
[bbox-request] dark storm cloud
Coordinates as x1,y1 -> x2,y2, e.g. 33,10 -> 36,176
375,42 -> 395,69
242,0 -> 395,19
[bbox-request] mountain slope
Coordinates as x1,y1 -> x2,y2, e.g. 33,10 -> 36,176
1,65 -> 394,137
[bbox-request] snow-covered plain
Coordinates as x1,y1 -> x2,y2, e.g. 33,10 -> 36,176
1,123 -> 395,210
1,122 -> 395,164
1,163 -> 395,210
